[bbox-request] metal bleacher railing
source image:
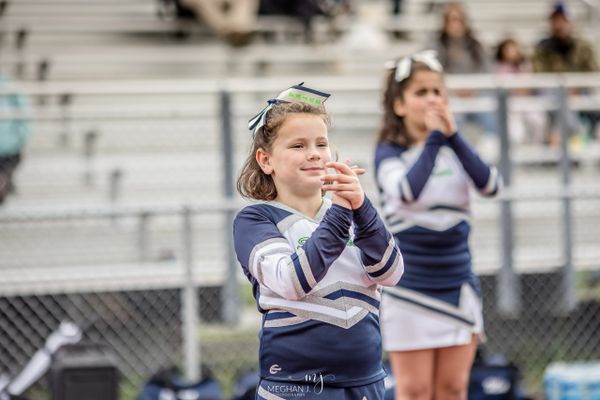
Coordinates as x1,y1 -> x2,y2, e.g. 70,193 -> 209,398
1,73 -> 600,397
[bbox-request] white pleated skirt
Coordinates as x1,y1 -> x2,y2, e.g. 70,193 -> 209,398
380,283 -> 485,352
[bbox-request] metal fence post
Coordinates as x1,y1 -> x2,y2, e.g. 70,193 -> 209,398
108,168 -> 122,203
82,129 -> 98,186
557,85 -> 577,312
220,90 -> 240,325
14,29 -> 27,80
181,206 -> 200,380
138,211 -> 150,263
58,93 -> 72,148
496,87 -> 520,317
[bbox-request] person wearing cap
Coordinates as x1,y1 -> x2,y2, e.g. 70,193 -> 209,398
532,2 -> 598,73
234,83 -> 404,399
532,2 -> 599,145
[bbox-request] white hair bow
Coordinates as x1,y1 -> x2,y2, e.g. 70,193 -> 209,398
386,50 -> 444,83
248,83 -> 330,136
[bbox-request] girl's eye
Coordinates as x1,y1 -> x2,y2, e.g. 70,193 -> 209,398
291,144 -> 303,149
318,143 -> 328,147
415,89 -> 428,96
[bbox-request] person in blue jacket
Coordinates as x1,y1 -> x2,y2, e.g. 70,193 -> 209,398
374,51 -> 501,400
234,83 -> 404,400
0,76 -> 30,204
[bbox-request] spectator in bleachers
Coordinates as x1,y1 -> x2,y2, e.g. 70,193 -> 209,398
495,38 -> 547,145
0,75 -> 30,205
433,2 -> 498,158
532,2 -> 600,144
258,0 -> 319,43
179,0 -> 259,46
258,0 -> 350,43
532,3 -> 598,74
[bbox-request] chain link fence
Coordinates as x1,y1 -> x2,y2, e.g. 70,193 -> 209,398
481,270 -> 600,390
1,79 -> 600,399
0,206 -> 259,399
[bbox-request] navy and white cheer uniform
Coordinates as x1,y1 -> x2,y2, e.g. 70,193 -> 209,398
374,130 -> 500,351
233,197 -> 403,397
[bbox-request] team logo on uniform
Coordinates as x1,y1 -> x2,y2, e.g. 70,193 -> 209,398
269,364 -> 282,374
298,236 -> 355,249
297,237 -> 309,249
432,168 -> 453,177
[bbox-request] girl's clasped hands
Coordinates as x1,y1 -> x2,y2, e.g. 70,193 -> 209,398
320,160 -> 366,210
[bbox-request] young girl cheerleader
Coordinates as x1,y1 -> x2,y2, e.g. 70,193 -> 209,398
234,83 -> 404,400
375,51 -> 501,400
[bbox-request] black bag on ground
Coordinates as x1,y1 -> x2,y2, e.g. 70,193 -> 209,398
468,349 -> 520,400
232,370 -> 259,400
137,367 -> 222,400
49,343 -> 119,400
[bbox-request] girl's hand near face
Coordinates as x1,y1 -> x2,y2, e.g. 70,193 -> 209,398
425,103 -> 457,138
321,161 -> 365,210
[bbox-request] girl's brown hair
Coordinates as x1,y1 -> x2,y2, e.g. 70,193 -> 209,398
237,102 -> 330,201
377,61 -> 441,147
438,3 -> 486,69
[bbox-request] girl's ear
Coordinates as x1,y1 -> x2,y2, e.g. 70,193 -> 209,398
256,148 -> 273,175
393,98 -> 406,117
